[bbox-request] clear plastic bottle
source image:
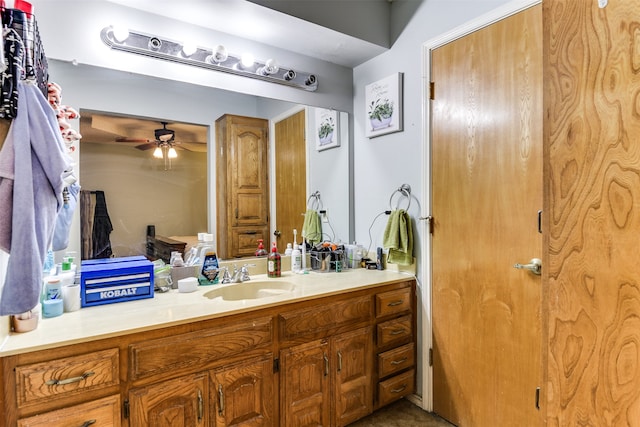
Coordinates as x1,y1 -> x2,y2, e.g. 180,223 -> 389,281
198,233 -> 215,265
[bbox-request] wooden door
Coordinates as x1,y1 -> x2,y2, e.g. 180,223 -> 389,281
431,5 -> 543,427
129,373 -> 207,426
544,0 -> 640,424
333,327 -> 373,427
212,354 -> 275,426
274,109 -> 306,248
280,339 -> 330,427
231,120 -> 269,227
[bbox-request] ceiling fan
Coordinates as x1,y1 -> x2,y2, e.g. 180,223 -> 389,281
115,121 -> 184,152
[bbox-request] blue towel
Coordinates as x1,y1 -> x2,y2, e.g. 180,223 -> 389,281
382,209 -> 414,266
0,81 -> 71,315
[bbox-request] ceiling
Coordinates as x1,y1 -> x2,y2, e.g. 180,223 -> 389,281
79,110 -> 208,153
105,0 -> 396,67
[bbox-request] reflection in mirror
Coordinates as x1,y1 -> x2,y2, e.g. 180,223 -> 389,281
79,112 -> 208,260
53,61 -> 351,261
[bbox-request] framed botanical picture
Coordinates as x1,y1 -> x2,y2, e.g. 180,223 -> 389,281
315,108 -> 340,151
365,72 -> 403,138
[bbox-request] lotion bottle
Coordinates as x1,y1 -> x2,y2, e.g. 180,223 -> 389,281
291,244 -> 301,273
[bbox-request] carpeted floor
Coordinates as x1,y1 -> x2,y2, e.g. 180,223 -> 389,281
348,398 -> 455,427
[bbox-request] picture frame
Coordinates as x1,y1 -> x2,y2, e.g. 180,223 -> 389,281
315,108 -> 340,151
365,72 -> 403,138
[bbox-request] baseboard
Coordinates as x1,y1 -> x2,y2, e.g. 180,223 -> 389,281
406,393 -> 424,409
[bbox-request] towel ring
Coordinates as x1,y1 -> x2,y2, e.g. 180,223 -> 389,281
307,191 -> 323,210
389,184 -> 411,211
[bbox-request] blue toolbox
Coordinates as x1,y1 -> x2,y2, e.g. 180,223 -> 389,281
80,257 -> 154,307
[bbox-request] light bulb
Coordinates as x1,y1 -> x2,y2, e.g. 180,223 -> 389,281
210,45 -> 228,63
153,146 -> 163,158
111,25 -> 129,43
264,58 -> 279,74
168,147 -> 178,158
241,53 -> 255,69
181,41 -> 197,57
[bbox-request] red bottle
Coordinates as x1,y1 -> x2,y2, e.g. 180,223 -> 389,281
268,242 -> 281,278
255,239 -> 267,257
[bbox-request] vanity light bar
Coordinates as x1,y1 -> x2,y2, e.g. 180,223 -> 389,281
100,26 -> 319,92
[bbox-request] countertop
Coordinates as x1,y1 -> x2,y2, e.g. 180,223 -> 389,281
0,268 -> 415,357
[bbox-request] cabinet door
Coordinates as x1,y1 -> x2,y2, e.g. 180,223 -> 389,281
281,339 -> 330,427
212,354 -> 275,427
230,121 -> 268,228
129,373 -> 207,427
333,327 -> 373,427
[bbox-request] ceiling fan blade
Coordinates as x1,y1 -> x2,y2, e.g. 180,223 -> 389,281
176,142 -> 207,153
135,143 -> 158,151
116,137 -> 152,143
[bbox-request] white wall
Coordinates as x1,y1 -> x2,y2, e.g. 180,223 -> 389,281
352,0 -> 514,401
32,0 -> 354,113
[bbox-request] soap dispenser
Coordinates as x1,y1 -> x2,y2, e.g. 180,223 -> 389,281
255,239 -> 268,257
267,242 -> 281,278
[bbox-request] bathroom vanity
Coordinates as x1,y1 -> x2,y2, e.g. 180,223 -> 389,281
0,269 -> 416,426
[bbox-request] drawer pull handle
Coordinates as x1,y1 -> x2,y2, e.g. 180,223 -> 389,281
46,371 -> 95,386
390,357 -> 408,366
390,329 -> 405,336
218,384 -> 225,416
391,384 -> 407,394
80,420 -> 96,427
337,351 -> 343,372
387,300 -> 404,307
197,389 -> 204,422
324,353 -> 329,377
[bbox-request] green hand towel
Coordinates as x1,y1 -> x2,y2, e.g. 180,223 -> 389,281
302,209 -> 322,244
382,209 -> 414,266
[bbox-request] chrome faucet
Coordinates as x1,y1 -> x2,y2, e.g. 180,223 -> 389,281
228,264 -> 252,283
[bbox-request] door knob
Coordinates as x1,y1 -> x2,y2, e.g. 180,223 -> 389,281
274,230 -> 281,236
514,258 -> 541,275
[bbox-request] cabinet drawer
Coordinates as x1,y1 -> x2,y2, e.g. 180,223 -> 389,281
376,315 -> 412,348
129,316 -> 272,380
375,287 -> 411,318
17,394 -> 121,427
378,343 -> 415,378
15,348 -> 119,407
378,369 -> 415,407
280,295 -> 372,340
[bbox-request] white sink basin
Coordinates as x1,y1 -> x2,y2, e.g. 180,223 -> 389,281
203,281 -> 296,301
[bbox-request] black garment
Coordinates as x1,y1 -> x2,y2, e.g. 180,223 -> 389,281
91,190 -> 113,259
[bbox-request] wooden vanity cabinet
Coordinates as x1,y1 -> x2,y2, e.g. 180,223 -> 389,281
129,373 -> 208,427
281,327 -> 372,427
216,114 -> 270,259
211,354 -> 276,426
0,279 -> 416,427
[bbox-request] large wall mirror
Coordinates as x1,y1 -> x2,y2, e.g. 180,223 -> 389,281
52,60 -> 351,261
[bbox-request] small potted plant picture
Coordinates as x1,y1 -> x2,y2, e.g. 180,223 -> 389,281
318,116 -> 335,145
368,98 -> 394,131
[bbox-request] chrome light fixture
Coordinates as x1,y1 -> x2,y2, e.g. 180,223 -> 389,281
101,26 -> 319,92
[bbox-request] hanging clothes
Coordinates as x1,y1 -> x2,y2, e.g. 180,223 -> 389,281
91,190 -> 113,259
80,189 -> 96,260
0,80 -> 71,315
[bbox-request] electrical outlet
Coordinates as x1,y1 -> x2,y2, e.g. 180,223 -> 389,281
320,210 -> 329,223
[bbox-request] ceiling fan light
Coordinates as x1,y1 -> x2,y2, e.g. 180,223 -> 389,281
153,146 -> 163,158
168,146 -> 178,158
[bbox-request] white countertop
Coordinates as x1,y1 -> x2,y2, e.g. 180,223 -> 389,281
0,269 -> 415,357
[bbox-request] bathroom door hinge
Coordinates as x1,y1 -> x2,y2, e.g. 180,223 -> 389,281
429,348 -> 433,366
273,358 -> 280,373
535,387 -> 540,410
123,399 -> 130,419
429,82 -> 435,100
